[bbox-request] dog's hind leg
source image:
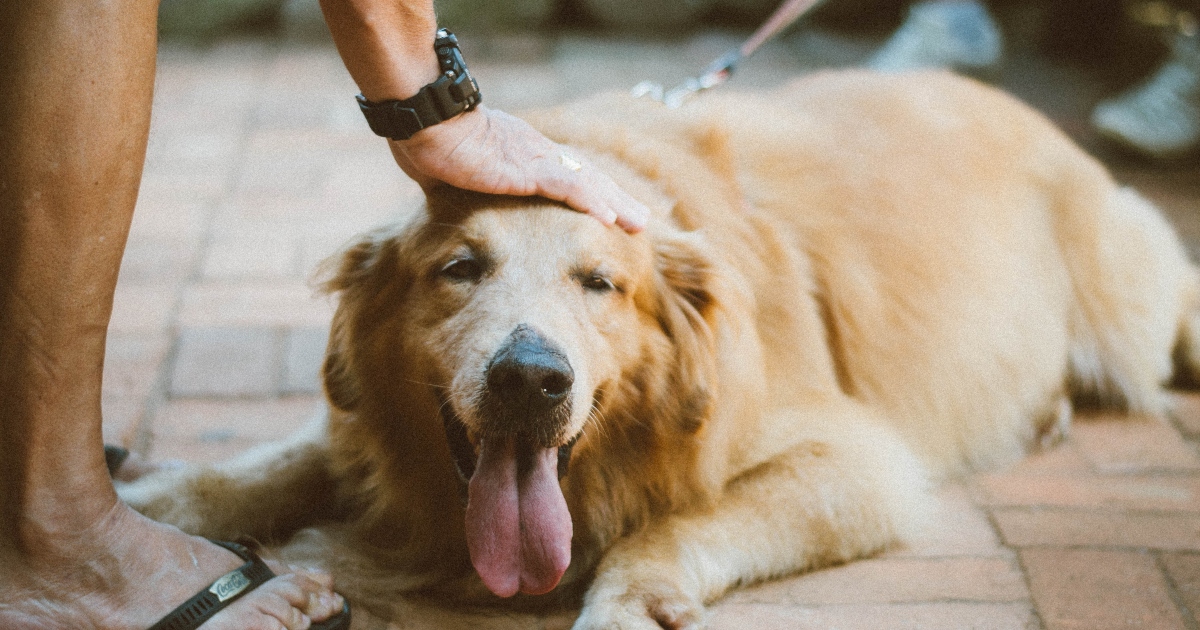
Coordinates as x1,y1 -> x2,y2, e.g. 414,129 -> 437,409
117,413 -> 343,544
1059,176 -> 1198,414
572,404 -> 931,630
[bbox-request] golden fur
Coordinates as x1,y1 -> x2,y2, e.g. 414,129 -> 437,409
120,70 -> 1200,628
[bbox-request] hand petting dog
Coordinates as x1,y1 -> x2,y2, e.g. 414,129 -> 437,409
319,0 -> 649,234
389,106 -> 651,234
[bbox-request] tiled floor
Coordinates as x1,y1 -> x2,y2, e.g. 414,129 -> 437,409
105,29 -> 1200,629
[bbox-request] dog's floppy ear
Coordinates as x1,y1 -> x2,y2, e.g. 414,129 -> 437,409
316,231 -> 403,412
322,313 -> 360,412
652,229 -> 719,433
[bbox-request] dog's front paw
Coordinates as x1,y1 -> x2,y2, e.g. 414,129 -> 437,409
573,581 -> 705,630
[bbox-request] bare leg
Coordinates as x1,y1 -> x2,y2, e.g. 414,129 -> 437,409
0,2 -> 341,628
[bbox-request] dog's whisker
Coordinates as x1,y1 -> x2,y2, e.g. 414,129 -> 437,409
403,378 -> 449,390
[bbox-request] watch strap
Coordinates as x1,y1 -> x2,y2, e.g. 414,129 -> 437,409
356,29 -> 481,141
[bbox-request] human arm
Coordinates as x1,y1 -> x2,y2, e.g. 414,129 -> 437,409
318,0 -> 650,232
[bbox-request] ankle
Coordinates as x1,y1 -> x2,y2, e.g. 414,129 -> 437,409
9,493 -> 141,571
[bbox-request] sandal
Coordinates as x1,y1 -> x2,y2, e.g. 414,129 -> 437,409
105,447 -> 351,629
148,540 -> 351,630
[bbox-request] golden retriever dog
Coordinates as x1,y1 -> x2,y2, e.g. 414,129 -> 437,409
119,70 -> 1200,628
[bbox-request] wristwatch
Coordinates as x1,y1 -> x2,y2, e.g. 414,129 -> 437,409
356,29 -> 482,141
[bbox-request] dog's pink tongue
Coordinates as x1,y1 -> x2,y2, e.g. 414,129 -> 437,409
464,438 -> 572,598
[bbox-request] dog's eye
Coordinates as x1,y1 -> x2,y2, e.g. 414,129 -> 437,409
580,274 -> 616,293
441,258 -> 483,282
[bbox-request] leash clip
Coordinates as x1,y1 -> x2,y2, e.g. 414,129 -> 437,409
631,0 -> 821,107
633,50 -> 739,109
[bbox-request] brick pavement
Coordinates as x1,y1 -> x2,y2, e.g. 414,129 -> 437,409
105,30 -> 1200,629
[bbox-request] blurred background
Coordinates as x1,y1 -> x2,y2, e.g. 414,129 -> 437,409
156,0 -> 1200,161
111,0 -> 1200,464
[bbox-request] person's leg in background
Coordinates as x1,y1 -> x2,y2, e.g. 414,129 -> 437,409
865,0 -> 1004,74
1092,0 -> 1200,159
0,2 -> 342,628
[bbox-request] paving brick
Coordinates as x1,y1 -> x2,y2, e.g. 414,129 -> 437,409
150,396 -> 324,463
1022,549 -> 1187,630
232,152 -> 329,199
1002,440 -> 1092,476
209,196 -> 405,243
299,232 -> 360,280
283,327 -> 329,394
117,237 -> 201,286
1161,549 -> 1200,624
108,285 -> 178,333
101,395 -> 145,446
128,197 -> 212,242
724,556 -> 1027,605
706,602 -> 1038,630
1169,393 -> 1200,438
177,282 -> 335,328
321,156 -> 423,210
138,157 -> 236,201
144,128 -> 241,166
1070,413 -> 1200,474
1161,553 -> 1200,625
169,327 -> 280,397
103,333 -> 171,400
241,128 -> 373,164
201,234 -> 299,280
994,507 -> 1200,550
975,475 -> 1200,512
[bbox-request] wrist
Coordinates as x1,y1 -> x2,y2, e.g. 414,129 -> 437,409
355,29 -> 482,141
320,0 -> 439,101
362,38 -> 440,102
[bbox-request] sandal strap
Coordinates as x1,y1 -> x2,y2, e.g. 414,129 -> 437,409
147,540 -> 276,630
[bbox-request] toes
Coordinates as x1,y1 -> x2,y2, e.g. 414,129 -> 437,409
263,571 -> 344,622
198,572 -> 343,630
294,567 -> 335,591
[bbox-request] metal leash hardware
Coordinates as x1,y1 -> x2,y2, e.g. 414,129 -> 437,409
632,0 -> 824,108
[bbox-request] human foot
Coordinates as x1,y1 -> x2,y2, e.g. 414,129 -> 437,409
0,502 -> 345,630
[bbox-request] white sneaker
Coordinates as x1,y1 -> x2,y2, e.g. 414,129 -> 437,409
868,0 -> 1004,74
1091,34 -> 1200,159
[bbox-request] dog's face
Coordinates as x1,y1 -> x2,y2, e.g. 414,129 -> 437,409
409,203 -> 650,454
323,190 -> 715,600
321,190 -> 710,600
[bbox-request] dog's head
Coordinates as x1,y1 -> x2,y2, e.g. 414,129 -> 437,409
320,187 -> 717,598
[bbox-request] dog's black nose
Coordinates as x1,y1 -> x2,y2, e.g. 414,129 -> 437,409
486,325 -> 574,415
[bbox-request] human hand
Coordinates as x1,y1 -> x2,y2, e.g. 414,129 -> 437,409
387,105 -> 650,233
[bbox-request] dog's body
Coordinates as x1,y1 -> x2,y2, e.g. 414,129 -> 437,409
120,71 -> 1200,628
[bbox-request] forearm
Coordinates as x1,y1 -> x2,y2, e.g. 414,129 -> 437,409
318,0 -> 650,233
318,0 -> 440,101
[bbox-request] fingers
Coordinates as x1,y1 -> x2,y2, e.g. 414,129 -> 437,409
549,157 -> 652,232
390,105 -> 651,233
529,146 -> 650,234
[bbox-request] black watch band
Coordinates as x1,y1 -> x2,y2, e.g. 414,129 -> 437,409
356,29 -> 482,141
